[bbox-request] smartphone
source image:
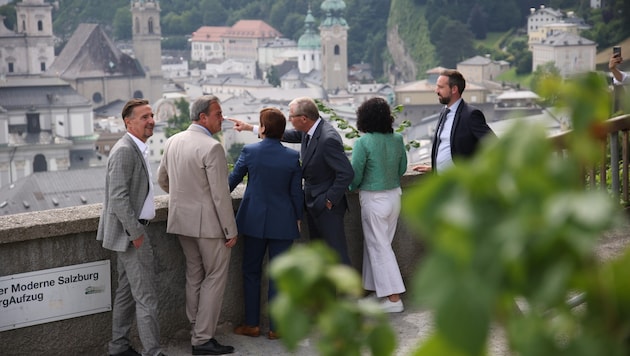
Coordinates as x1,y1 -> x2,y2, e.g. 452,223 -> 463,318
613,46 -> 621,57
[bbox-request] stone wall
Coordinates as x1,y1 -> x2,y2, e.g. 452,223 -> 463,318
0,174 -> 426,355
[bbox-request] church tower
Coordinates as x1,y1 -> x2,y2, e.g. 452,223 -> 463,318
14,0 -> 55,75
131,0 -> 162,101
319,0 -> 348,93
297,6 -> 321,74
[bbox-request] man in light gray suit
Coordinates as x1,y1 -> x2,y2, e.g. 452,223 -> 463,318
157,95 -> 237,356
97,99 -> 166,356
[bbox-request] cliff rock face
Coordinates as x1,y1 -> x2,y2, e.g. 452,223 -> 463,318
386,24 -> 418,84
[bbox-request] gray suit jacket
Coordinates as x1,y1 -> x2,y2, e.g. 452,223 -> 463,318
283,119 -> 354,216
97,133 -> 151,252
157,125 -> 237,239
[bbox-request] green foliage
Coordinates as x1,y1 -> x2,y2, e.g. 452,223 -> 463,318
316,99 -> 360,145
478,0 -> 521,32
47,0 -> 390,79
404,72 -> 629,356
199,0 -> 229,26
345,0 -> 391,79
315,100 -> 420,151
165,98 -> 191,138
274,71 -> 630,356
473,31 -> 512,61
52,0 -> 128,41
227,142 -> 244,165
161,36 -> 189,51
436,19 -> 476,69
269,242 -> 396,356
266,66 -> 280,87
580,0 -> 630,49
496,67 -> 532,90
429,16 -> 449,45
467,4 -> 487,40
0,4 -> 16,31
514,51 -> 532,75
112,6 -> 131,40
426,0 -> 523,34
530,62 -> 562,102
389,0 -> 437,78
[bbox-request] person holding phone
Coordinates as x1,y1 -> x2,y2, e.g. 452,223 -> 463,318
610,46 -> 628,85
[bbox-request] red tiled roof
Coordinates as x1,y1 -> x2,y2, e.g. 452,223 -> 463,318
190,26 -> 230,42
223,20 -> 282,39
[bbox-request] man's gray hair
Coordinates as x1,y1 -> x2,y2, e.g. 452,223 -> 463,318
190,95 -> 220,121
289,97 -> 320,121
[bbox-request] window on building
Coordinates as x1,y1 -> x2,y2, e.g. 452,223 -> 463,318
334,45 -> 340,55
33,154 -> 47,172
27,113 -> 41,134
37,20 -> 43,31
9,124 -> 27,134
148,17 -> 154,34
8,62 -> 14,73
133,90 -> 144,98
135,17 -> 140,34
40,62 -> 46,71
92,92 -> 102,103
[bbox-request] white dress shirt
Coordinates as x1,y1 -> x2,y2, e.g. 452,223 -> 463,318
128,133 -> 155,220
435,99 -> 462,174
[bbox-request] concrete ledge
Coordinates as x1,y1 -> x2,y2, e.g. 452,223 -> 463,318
0,173 -> 426,354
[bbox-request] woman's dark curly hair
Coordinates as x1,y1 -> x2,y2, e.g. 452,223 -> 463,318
356,97 -> 394,134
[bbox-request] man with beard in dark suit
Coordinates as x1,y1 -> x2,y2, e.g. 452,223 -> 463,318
413,69 -> 495,174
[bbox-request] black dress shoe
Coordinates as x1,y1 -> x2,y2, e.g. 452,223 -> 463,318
192,338 -> 234,355
110,347 -> 141,356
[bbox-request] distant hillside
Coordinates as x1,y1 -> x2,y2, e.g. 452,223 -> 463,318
386,0 -> 436,83
385,0 -> 630,82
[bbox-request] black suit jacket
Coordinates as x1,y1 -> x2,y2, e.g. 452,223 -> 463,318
283,119 -> 354,217
431,99 -> 495,171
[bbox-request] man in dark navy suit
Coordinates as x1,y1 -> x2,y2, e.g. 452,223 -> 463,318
413,69 -> 495,174
229,97 -> 354,265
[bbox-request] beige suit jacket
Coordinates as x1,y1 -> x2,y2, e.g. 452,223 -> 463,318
157,125 -> 237,239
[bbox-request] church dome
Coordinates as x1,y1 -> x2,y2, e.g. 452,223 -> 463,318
320,0 -> 348,28
298,32 -> 320,49
321,0 -> 346,12
298,8 -> 320,49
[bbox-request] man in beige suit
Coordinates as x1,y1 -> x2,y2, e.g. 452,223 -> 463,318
157,95 -> 237,355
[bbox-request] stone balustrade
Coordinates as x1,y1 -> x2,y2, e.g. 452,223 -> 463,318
0,173 -> 426,355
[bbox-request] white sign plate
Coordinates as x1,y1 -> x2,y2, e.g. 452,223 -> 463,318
0,260 -> 111,331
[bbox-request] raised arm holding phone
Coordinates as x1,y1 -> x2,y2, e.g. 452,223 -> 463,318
610,46 -> 628,85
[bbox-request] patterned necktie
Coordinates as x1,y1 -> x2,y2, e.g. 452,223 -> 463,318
435,108 -> 451,145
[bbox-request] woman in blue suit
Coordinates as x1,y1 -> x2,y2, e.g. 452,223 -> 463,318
228,107 -> 303,340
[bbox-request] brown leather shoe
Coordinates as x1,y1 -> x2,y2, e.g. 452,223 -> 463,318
234,325 -> 260,337
267,330 -> 280,340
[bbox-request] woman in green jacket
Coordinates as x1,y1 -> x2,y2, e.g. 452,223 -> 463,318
350,97 -> 407,313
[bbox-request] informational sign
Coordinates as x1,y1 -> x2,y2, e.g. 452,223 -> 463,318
0,260 -> 111,331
